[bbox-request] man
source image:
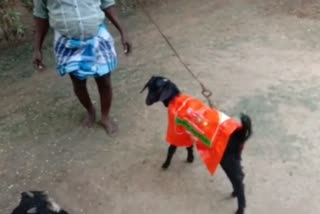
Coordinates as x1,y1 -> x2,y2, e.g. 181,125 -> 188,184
33,0 -> 131,136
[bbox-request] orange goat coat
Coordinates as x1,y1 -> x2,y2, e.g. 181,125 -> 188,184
166,94 -> 241,175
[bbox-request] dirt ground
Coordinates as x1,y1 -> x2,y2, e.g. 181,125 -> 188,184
1,0 -> 320,213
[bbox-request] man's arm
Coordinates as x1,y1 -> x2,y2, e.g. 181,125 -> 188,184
33,0 -> 50,68
33,17 -> 49,69
34,17 -> 49,52
102,5 -> 132,54
103,6 -> 124,35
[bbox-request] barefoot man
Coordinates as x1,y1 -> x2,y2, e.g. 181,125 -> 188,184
33,0 -> 131,135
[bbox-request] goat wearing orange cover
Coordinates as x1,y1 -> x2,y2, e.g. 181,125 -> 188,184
141,76 -> 252,214
166,94 -> 242,175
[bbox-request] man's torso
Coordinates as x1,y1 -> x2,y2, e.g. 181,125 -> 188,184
35,0 -> 114,39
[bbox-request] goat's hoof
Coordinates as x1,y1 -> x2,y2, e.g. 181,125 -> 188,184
162,162 -> 170,169
235,208 -> 244,214
231,191 -> 237,198
187,156 -> 194,163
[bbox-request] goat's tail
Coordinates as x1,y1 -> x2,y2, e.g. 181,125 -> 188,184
239,113 -> 252,144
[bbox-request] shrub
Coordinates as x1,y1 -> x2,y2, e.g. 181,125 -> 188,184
20,0 -> 33,12
0,0 -> 25,41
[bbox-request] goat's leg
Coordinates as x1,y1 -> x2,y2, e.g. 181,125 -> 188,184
221,156 -> 238,197
233,164 -> 245,214
162,145 -> 177,169
221,156 -> 246,214
186,145 -> 194,163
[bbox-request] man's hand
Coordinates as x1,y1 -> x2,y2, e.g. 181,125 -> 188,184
33,50 -> 45,71
33,17 -> 49,71
121,33 -> 132,55
103,6 -> 132,55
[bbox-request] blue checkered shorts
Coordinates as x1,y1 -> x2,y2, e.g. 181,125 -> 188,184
54,24 -> 118,80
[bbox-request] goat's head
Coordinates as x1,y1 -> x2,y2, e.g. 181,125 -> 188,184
141,76 -> 180,106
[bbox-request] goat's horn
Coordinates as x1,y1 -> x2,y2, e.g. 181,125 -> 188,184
140,83 -> 148,93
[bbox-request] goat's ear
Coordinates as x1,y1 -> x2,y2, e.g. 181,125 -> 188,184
159,82 -> 176,101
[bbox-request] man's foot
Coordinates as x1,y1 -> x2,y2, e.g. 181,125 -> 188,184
100,116 -> 118,136
83,107 -> 96,128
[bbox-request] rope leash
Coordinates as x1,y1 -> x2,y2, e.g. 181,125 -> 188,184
139,4 -> 215,108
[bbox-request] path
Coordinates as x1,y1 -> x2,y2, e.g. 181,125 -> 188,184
1,0 -> 320,213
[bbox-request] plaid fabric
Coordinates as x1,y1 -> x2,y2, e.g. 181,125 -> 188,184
54,24 -> 118,80
33,0 -> 115,39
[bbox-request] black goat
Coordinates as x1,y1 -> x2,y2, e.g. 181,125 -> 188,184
11,191 -> 69,214
141,76 -> 252,214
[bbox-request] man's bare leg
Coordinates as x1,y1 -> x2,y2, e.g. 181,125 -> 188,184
95,74 -> 118,136
70,75 -> 96,127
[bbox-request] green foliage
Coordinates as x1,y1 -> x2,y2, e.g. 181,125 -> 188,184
0,0 -> 145,42
20,0 -> 33,12
0,0 -> 25,41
